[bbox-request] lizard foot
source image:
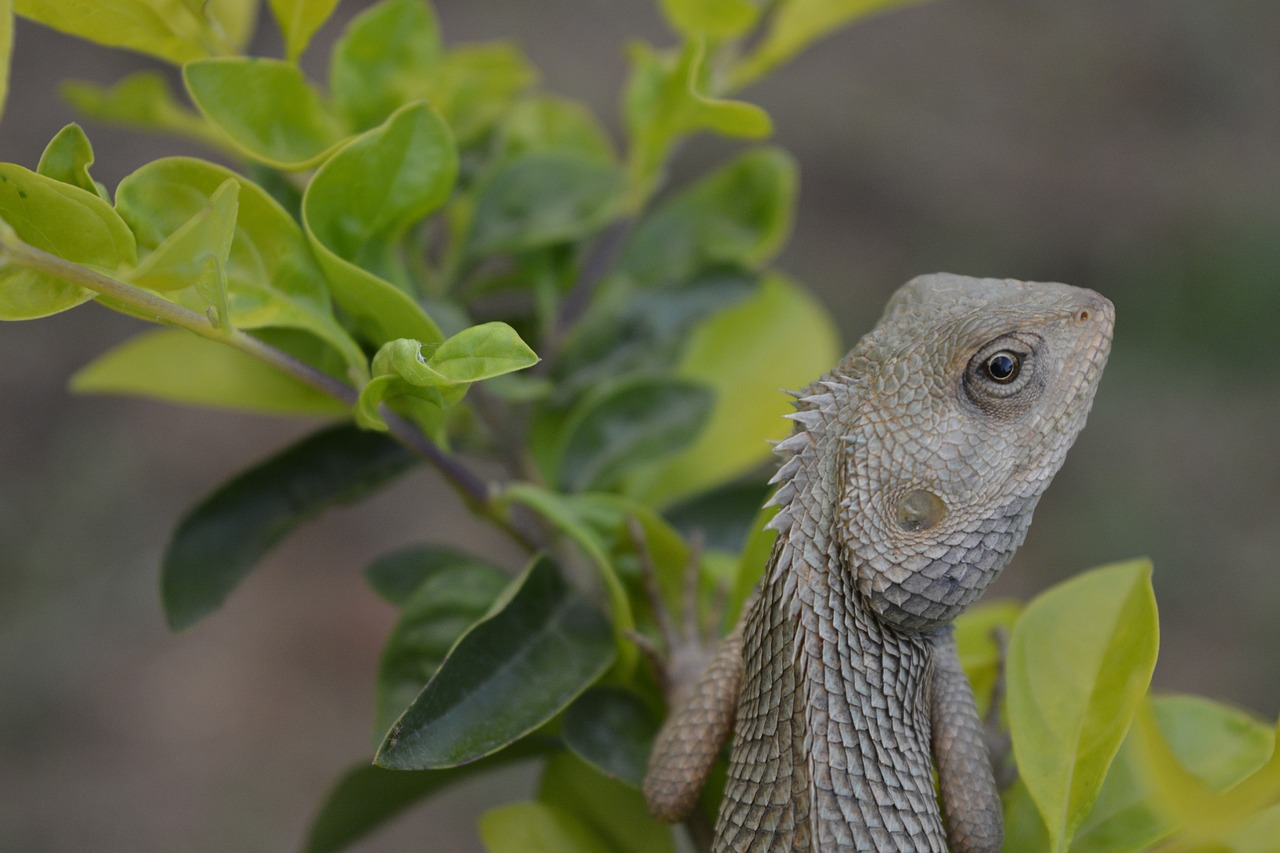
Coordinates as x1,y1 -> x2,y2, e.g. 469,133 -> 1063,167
985,625 -> 1018,790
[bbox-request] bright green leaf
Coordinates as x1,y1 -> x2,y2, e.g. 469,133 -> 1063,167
495,95 -> 616,163
632,272 -> 840,506
621,147 -> 797,287
365,545 -> 502,606
430,322 -> 540,382
732,0 -> 935,89
1071,694 -> 1275,853
658,0 -> 759,38
374,559 -> 508,743
70,328 -> 348,416
267,0 -> 341,61
465,153 -> 627,258
479,801 -> 612,853
556,376 -> 713,494
304,741 -> 550,853
302,102 -> 456,346
14,0 -> 254,64
538,752 -> 674,853
161,425 -> 417,630
115,157 -> 366,374
126,178 -> 238,293
562,688 -> 659,789
0,163 -> 136,319
36,124 -> 103,198
1008,559 -> 1159,852
61,71 -> 227,152
624,40 -> 772,200
376,555 -> 615,769
184,58 -> 346,170
329,0 -> 441,131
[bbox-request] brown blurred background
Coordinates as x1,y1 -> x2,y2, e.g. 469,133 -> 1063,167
2,1 -> 1278,850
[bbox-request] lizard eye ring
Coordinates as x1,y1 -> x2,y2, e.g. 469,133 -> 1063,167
984,351 -> 1020,383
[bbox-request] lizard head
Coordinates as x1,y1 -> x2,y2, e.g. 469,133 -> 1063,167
832,273 -> 1114,633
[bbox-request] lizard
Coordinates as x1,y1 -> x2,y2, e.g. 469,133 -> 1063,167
642,273 -> 1114,852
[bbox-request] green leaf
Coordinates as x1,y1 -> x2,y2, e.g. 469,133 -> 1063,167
36,124 -> 104,198
728,500 -> 779,622
562,688 -> 659,789
304,741 -> 550,853
115,157 -> 366,374
621,147 -> 797,288
632,272 -> 840,506
429,321 -> 541,382
14,0 -> 255,64
374,559 -> 509,743
70,328 -> 348,416
732,0 -> 935,89
302,102 -> 456,346
0,163 -> 136,320
658,0 -> 759,38
161,425 -> 417,630
465,153 -> 627,259
61,72 -> 225,151
126,177 -> 238,293
267,0 -> 340,61
329,0 -> 442,132
556,377 -> 713,494
428,43 -> 537,146
1007,559 -> 1159,852
495,95 -> 616,163
538,752 -> 675,853
1071,694 -> 1275,853
953,598 -> 1021,718
184,58 -> 346,170
365,545 -> 502,606
376,555 -> 615,769
479,802 -> 612,853
624,40 -> 772,200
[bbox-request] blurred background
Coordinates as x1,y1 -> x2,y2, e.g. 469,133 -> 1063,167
2,0 -> 1278,850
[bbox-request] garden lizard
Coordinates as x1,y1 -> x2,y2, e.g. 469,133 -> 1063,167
643,273 -> 1114,852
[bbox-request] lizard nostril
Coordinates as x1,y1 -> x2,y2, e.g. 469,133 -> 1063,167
895,489 -> 947,532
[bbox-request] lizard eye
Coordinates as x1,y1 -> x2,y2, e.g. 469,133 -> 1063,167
984,351 -> 1020,383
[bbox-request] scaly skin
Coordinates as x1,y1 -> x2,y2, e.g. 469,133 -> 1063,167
644,274 -> 1114,852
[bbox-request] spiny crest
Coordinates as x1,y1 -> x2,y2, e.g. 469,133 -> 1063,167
762,378 -> 854,534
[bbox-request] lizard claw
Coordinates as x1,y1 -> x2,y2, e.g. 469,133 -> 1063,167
626,517 -> 717,708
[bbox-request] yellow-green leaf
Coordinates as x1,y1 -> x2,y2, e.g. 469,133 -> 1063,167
631,272 -> 840,506
0,163 -> 136,319
0,0 -> 13,126
36,123 -> 104,199
329,0 -> 442,131
184,58 -> 347,170
71,327 -> 347,416
61,72 -> 226,151
267,0 -> 341,61
537,752 -> 674,853
480,802 -> 612,853
658,0 -> 759,38
1008,559 -> 1159,852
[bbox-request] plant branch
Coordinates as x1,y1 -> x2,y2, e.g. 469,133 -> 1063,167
1,234 -> 543,553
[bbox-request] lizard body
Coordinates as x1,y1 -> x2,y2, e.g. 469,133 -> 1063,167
645,274 -> 1114,852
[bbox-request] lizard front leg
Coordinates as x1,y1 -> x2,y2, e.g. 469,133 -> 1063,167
643,620 -> 745,821
928,626 -> 1003,853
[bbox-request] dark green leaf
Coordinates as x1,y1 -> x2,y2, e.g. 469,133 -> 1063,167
465,153 -> 626,258
376,555 -> 615,769
373,560 -> 508,742
329,0 -> 442,131
304,741 -> 550,853
662,478 -> 773,553
162,425 -> 417,630
556,377 -> 713,493
562,688 -> 659,788
365,545 -> 502,606
621,147 -> 797,288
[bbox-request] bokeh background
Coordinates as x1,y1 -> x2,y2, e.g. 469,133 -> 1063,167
2,1 -> 1278,850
